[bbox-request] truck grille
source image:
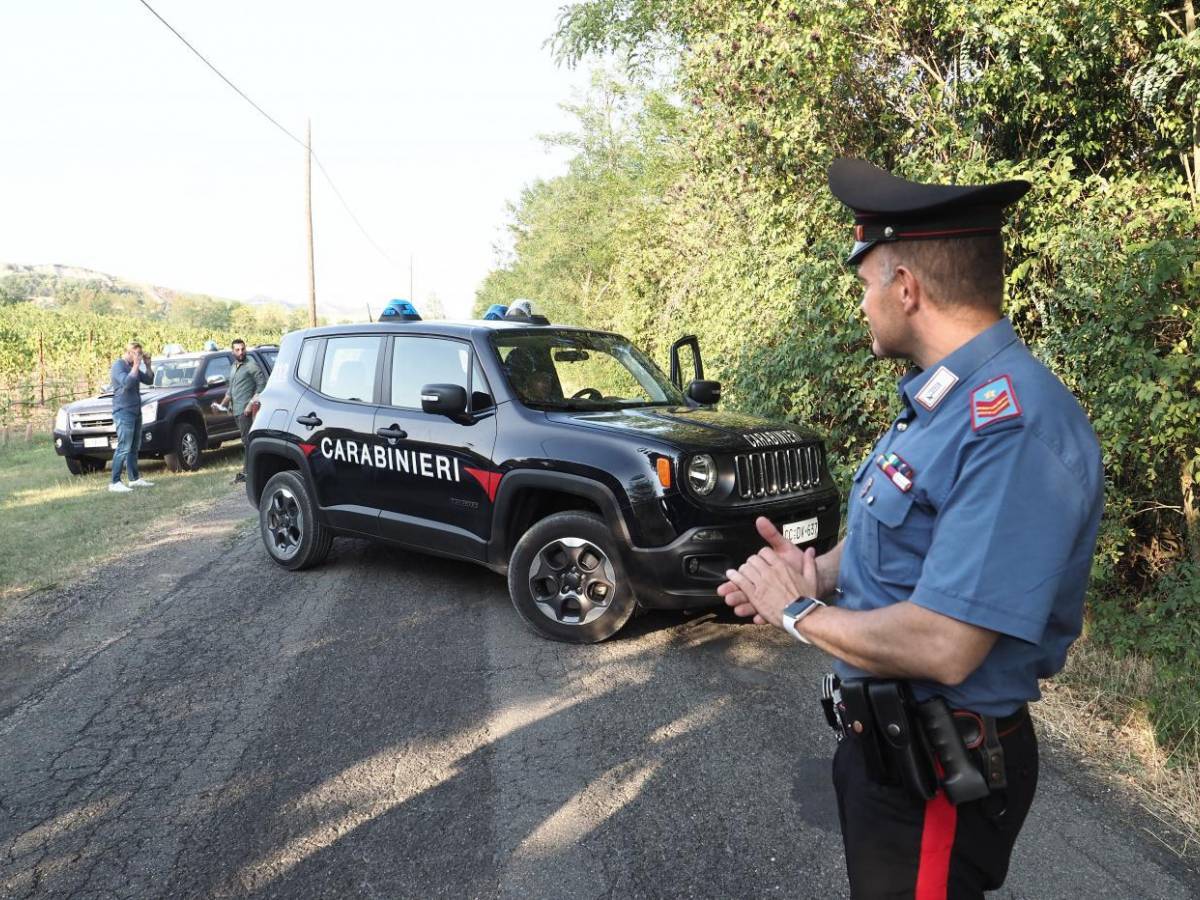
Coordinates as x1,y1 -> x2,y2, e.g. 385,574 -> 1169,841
71,413 -> 114,430
734,444 -> 824,500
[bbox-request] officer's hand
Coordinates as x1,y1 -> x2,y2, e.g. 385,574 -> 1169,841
723,545 -> 819,629
717,579 -> 766,624
755,517 -> 837,598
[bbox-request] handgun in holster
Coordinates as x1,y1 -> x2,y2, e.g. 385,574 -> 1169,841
916,697 -> 992,805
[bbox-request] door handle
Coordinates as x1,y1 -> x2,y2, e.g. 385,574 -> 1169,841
296,412 -> 322,427
376,424 -> 408,440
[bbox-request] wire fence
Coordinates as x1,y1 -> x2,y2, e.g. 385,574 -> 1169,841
0,376 -> 101,445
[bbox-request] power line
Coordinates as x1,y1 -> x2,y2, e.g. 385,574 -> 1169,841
134,0 -> 398,267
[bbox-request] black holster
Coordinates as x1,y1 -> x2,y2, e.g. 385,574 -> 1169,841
828,677 -> 1001,806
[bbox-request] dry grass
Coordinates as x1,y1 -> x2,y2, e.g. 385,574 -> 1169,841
0,434 -> 249,599
1035,636 -> 1200,858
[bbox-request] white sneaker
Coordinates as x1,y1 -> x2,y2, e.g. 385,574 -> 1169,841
128,478 -> 155,488
108,482 -> 133,493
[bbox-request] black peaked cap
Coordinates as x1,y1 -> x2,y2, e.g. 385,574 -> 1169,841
828,159 -> 1031,265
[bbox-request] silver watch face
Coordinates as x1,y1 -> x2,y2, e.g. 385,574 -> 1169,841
786,597 -> 821,619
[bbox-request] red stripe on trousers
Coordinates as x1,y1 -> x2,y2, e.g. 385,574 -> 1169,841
915,791 -> 957,899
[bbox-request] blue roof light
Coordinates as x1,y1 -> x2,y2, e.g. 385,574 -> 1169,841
380,299 -> 421,321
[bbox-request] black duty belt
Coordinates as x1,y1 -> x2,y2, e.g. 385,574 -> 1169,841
820,674 -> 1026,806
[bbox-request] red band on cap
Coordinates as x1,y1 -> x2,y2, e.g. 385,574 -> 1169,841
894,226 -> 998,240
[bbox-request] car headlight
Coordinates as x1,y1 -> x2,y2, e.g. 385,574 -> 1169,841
687,454 -> 718,495
142,400 -> 158,425
55,407 -> 69,431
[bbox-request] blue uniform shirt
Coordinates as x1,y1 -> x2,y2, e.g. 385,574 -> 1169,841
834,318 -> 1104,716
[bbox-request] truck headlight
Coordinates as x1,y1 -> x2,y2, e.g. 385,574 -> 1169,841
687,454 -> 718,496
142,400 -> 158,425
55,407 -> 69,431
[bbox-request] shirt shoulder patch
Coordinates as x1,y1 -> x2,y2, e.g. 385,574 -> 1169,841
970,375 -> 1022,431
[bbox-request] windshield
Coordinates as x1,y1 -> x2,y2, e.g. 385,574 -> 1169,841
153,358 -> 202,388
493,330 -> 685,410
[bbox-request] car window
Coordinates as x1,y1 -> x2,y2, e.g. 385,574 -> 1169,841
320,335 -> 381,403
153,358 -> 201,387
204,356 -> 232,384
296,340 -> 319,386
258,349 -> 278,372
493,331 -> 685,410
390,336 -> 469,409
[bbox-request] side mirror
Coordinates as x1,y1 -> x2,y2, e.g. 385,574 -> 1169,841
669,335 -> 704,390
687,379 -> 721,405
206,374 -> 227,386
421,383 -> 468,416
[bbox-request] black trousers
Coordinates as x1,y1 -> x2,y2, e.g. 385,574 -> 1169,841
832,712 -> 1038,899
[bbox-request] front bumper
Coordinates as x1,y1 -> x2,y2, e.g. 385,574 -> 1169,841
53,424 -> 164,460
623,490 -> 841,610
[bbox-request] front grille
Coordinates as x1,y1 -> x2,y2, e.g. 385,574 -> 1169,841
734,444 -> 824,500
71,413 -> 114,430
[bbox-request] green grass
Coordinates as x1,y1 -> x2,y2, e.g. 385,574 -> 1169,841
0,435 -> 251,599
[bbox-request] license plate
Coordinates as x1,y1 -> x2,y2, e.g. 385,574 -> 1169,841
83,437 -> 108,448
782,517 -> 819,544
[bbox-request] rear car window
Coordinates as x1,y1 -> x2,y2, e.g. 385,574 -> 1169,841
320,335 -> 381,403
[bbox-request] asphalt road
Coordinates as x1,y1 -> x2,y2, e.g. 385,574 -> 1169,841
1,493 -> 1197,899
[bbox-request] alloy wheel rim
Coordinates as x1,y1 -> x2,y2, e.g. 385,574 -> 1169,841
182,432 -> 200,466
266,487 -> 303,559
528,536 -> 617,626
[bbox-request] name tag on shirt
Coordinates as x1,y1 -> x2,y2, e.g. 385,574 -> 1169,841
916,365 -> 959,410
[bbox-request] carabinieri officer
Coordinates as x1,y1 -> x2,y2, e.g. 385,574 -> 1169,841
720,159 -> 1104,899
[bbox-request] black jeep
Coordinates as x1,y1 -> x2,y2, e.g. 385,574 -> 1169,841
53,346 -> 277,475
245,319 -> 839,642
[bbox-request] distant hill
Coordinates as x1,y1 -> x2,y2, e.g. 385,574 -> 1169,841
0,262 -> 318,332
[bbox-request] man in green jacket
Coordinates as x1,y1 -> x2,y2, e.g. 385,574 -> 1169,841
217,338 -> 267,484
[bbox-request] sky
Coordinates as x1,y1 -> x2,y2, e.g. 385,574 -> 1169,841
0,1 -> 595,320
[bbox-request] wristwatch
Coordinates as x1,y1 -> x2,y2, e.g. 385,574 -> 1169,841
781,596 -> 826,644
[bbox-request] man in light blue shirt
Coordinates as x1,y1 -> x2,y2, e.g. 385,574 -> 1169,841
108,341 -> 155,493
722,160 -> 1103,898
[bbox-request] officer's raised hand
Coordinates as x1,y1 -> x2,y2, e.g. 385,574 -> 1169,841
721,541 -> 820,628
719,517 -> 835,623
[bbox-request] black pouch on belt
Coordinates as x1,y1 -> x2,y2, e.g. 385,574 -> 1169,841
838,680 -> 891,784
867,681 -> 937,802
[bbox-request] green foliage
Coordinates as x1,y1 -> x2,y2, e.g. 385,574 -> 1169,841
0,305 -> 286,423
1089,562 -> 1200,751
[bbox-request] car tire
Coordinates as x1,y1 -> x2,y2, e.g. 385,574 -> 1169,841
65,455 -> 105,476
164,422 -> 203,472
507,510 -> 637,643
258,470 -> 333,570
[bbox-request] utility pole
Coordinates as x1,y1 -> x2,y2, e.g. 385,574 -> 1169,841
306,118 -> 317,327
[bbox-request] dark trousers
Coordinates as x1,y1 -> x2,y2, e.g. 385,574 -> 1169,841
111,410 -> 142,484
236,412 -> 252,473
832,713 -> 1038,899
